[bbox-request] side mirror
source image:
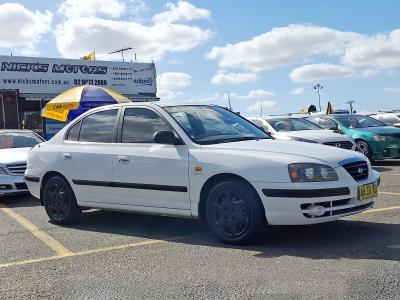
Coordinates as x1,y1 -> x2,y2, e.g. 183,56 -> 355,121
153,130 -> 183,145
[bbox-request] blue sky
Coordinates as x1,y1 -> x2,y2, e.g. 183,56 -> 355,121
1,0 -> 400,115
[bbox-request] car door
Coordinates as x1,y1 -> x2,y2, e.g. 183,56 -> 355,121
112,106 -> 190,210
60,108 -> 119,204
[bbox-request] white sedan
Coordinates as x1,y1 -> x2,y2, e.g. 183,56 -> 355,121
248,116 -> 356,150
25,103 -> 379,244
0,129 -> 45,196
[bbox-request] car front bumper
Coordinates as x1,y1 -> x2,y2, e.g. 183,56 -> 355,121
251,169 -> 380,225
371,141 -> 400,160
0,174 -> 29,196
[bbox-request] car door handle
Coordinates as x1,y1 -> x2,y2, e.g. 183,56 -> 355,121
118,155 -> 129,163
62,153 -> 72,160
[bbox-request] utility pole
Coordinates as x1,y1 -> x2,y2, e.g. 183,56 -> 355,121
346,99 -> 355,113
226,91 -> 232,111
260,106 -> 263,117
313,83 -> 323,112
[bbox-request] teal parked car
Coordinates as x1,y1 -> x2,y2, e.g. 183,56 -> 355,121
307,114 -> 400,161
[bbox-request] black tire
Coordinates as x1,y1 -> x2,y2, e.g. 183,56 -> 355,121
355,140 -> 373,162
205,179 -> 266,244
43,176 -> 81,224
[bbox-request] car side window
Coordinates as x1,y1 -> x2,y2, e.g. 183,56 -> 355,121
79,109 -> 118,143
122,108 -> 171,143
319,118 -> 337,130
250,119 -> 268,131
66,121 -> 81,141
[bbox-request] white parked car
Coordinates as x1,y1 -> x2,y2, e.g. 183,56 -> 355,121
25,103 -> 379,244
370,113 -> 400,128
0,130 -> 45,196
248,116 -> 356,150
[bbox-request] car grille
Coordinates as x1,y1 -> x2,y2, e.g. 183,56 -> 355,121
342,161 -> 369,181
301,199 -> 373,218
6,164 -> 27,175
15,182 -> 28,190
323,141 -> 354,150
0,184 -> 12,190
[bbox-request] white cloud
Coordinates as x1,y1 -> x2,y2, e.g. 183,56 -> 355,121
58,0 -> 128,19
127,0 -> 148,16
157,89 -> 182,101
387,70 -> 398,77
383,87 -> 400,94
206,24 -> 400,74
55,18 -> 213,61
290,87 -> 305,95
206,24 -> 362,72
290,63 -> 356,82
211,72 -> 257,85
343,29 -> 400,69
152,1 -> 210,23
360,69 -> 380,78
157,72 -> 192,90
237,89 -> 274,99
246,100 -> 279,113
0,3 -> 52,49
196,92 -> 220,102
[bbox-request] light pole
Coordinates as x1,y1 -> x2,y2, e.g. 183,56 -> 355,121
346,99 -> 355,113
226,91 -> 232,111
313,84 -> 323,111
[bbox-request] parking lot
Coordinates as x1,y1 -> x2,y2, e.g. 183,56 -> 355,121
0,162 -> 399,300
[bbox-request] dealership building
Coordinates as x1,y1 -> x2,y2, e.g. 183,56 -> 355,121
0,55 -> 158,138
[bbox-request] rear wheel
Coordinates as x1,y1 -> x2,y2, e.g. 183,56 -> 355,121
355,140 -> 373,162
43,176 -> 81,224
205,179 -> 266,244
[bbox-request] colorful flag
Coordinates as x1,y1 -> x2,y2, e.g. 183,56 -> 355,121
80,51 -> 96,61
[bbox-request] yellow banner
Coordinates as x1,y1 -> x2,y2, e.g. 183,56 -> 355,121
46,102 -> 79,112
42,110 -> 69,122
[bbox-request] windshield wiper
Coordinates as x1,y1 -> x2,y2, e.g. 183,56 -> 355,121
218,136 -> 269,144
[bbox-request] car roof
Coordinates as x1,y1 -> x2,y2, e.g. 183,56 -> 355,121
264,116 -> 303,120
0,129 -> 35,133
104,102 -> 217,108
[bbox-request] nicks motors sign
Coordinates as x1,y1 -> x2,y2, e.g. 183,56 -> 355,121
0,55 -> 156,95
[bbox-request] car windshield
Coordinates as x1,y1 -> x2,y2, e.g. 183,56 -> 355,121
334,115 -> 386,128
0,132 -> 43,149
164,105 -> 270,145
266,118 -> 322,132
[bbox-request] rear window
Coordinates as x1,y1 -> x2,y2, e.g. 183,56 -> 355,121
0,132 -> 43,149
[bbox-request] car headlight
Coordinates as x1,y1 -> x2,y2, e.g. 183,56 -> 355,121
288,163 -> 338,182
373,135 -> 397,142
290,137 -> 318,143
0,167 -> 9,175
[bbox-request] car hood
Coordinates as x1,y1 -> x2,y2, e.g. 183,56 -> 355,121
351,126 -> 400,135
0,147 -> 30,165
204,139 -> 365,167
276,130 -> 352,143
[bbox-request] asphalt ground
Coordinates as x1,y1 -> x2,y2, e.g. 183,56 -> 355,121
0,161 -> 399,300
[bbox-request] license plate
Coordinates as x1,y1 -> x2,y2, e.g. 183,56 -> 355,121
358,182 -> 378,201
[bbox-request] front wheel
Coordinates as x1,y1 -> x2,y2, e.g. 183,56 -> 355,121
43,176 -> 81,224
205,179 -> 266,244
355,140 -> 373,162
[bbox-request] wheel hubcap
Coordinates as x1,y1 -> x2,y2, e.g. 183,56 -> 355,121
211,191 -> 250,237
46,182 -> 68,219
356,143 -> 369,156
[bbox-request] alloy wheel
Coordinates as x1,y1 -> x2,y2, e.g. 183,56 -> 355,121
210,190 -> 250,237
356,141 -> 370,157
46,181 -> 69,220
